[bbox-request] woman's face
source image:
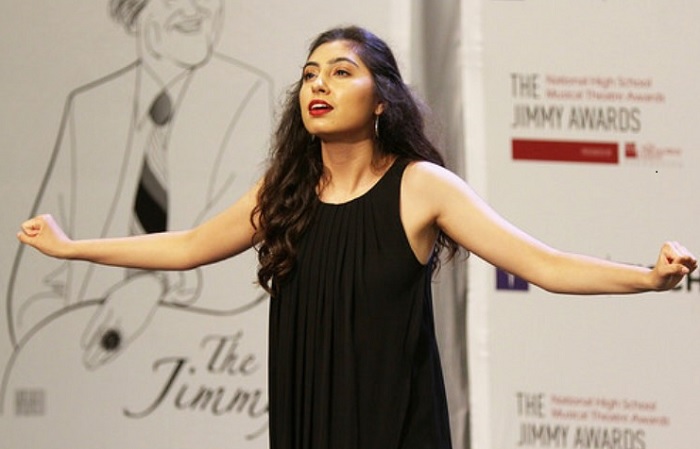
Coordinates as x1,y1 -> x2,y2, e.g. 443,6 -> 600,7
299,40 -> 384,142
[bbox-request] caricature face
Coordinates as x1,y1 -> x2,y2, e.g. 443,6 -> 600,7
299,40 -> 384,142
138,0 -> 224,68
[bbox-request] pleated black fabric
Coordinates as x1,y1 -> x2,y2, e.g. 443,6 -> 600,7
269,159 -> 452,449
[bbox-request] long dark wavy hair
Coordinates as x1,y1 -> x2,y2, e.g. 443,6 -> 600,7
254,26 -> 458,296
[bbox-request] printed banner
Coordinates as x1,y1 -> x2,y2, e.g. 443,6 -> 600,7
464,1 -> 700,449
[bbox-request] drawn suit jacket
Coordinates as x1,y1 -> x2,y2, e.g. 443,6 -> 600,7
9,54 -> 273,342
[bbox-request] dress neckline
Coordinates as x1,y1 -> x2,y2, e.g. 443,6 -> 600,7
318,158 -> 404,207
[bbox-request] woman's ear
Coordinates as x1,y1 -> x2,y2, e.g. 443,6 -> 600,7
374,102 -> 385,116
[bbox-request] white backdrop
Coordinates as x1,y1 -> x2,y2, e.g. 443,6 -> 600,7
463,1 -> 700,449
0,1 -> 420,448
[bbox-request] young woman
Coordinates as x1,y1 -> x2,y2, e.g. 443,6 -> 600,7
17,26 -> 697,449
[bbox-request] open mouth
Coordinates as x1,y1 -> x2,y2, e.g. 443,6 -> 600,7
309,100 -> 333,116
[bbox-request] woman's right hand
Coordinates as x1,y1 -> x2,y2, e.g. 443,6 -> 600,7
17,214 -> 73,259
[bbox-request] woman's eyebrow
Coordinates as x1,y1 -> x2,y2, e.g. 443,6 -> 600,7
303,57 -> 360,71
328,57 -> 360,67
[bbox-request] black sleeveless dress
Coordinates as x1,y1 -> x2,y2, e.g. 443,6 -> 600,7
268,159 -> 452,449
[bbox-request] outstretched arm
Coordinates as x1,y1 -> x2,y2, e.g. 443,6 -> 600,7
17,180 -> 262,272
405,162 -> 697,294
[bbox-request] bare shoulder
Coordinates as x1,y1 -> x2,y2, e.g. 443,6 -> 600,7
403,159 -> 488,227
402,160 -> 466,197
399,160 -> 467,227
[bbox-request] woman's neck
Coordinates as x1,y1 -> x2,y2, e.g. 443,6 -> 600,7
318,140 -> 394,204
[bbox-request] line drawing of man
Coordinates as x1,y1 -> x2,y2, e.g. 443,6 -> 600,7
6,0 -> 272,371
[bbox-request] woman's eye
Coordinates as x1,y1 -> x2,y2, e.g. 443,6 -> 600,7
335,69 -> 350,77
303,72 -> 316,81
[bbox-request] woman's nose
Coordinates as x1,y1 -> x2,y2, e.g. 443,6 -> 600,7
311,75 -> 328,93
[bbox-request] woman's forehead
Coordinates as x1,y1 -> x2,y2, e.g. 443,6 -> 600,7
306,40 -> 363,64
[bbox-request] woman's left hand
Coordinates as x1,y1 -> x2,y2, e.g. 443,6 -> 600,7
650,241 -> 698,291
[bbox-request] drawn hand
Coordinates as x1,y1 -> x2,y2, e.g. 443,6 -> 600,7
17,214 -> 72,259
650,241 -> 698,291
81,274 -> 164,370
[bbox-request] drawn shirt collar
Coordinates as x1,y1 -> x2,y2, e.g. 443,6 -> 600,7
135,62 -> 192,129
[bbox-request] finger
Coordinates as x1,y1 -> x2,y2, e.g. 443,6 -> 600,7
670,241 -> 696,259
667,242 -> 698,270
20,219 -> 42,237
82,320 -> 106,368
17,229 -> 42,246
82,305 -> 112,348
82,324 -> 121,370
665,241 -> 684,260
661,242 -> 695,270
676,255 -> 697,270
673,265 -> 690,276
83,343 -> 113,370
83,332 -> 122,370
82,342 -> 102,369
676,244 -> 698,270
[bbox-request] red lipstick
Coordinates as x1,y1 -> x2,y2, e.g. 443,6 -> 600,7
309,100 -> 333,116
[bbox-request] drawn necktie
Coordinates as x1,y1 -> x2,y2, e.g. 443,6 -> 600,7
131,89 -> 173,234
